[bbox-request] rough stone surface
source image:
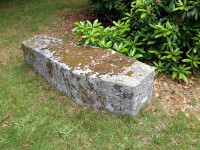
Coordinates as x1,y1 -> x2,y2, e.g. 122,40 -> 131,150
22,35 -> 155,116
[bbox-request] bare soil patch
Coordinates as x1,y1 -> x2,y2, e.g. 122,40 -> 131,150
153,74 -> 200,119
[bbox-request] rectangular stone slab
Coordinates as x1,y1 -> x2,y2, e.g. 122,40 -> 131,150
22,35 -> 155,116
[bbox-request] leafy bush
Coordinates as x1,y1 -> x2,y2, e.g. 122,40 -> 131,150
73,0 -> 200,83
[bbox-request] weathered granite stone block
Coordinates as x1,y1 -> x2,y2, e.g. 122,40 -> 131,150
22,35 -> 155,116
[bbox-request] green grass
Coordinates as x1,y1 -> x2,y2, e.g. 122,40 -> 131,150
0,0 -> 199,149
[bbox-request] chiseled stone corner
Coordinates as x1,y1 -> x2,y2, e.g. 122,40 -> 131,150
22,35 -> 155,116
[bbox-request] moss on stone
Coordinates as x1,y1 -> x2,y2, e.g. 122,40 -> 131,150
41,41 -> 135,76
126,71 -> 134,76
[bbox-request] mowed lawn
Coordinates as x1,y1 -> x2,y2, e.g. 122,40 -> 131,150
0,0 -> 199,149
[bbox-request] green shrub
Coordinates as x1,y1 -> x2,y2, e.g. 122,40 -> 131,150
73,0 -> 200,83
